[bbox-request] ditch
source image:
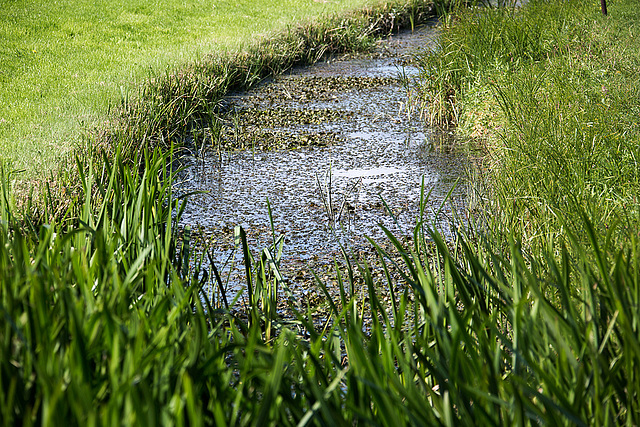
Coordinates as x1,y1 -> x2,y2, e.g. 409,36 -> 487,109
177,23 -> 473,301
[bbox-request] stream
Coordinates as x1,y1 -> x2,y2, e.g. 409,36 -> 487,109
177,24 -> 471,296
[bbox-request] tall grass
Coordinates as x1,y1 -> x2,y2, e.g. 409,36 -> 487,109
415,1 -> 565,126
3,151 -> 638,423
415,0 -> 640,250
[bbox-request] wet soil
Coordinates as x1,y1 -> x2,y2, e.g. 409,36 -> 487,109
177,24 -> 470,306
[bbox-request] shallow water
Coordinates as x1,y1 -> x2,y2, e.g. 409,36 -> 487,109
177,24 -> 469,291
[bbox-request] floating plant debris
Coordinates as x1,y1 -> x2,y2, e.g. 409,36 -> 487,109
178,25 -> 470,298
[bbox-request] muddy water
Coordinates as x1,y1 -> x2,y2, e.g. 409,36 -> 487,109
178,24 -> 469,292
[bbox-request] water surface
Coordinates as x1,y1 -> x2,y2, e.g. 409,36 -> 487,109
178,25 -> 469,290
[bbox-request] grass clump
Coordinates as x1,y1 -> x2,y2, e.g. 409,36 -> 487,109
0,147 -> 344,424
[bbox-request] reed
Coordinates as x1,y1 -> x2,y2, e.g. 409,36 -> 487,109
2,147 -> 639,424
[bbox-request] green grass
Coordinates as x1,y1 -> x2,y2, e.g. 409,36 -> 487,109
0,0 -> 391,185
415,0 -> 640,251
2,147 -> 639,424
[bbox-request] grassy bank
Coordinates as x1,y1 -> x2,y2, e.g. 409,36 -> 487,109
1,0 -> 436,207
415,0 -> 640,251
0,0 -> 364,174
2,0 -> 640,424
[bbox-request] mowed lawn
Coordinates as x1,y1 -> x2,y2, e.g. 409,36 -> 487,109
0,0 -> 371,181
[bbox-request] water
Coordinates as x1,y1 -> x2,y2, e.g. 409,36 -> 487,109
177,24 -> 470,291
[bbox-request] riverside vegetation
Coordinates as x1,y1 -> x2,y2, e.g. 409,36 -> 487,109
0,0 -> 434,209
1,0 -> 640,426
0,0 -> 390,181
